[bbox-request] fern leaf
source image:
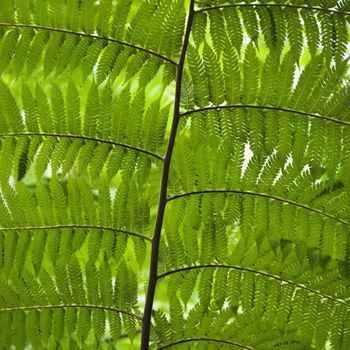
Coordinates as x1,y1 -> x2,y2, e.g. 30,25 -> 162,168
12,29 -> 33,77
0,1 -> 349,349
223,43 -> 241,104
259,52 -> 278,105
318,12 -> 334,65
26,30 -> 49,75
51,83 -> 67,134
242,43 -> 259,104
286,8 -> 304,62
241,7 -> 259,44
36,83 -> 54,132
83,81 -> 99,137
203,42 -> 225,105
95,0 -> 113,36
301,10 -> 320,57
223,8 -> 243,53
186,44 -> 210,106
0,82 -> 23,131
96,45 -> 121,85
192,11 -> 207,47
0,29 -> 19,76
43,33 -> 64,76
208,9 -> 226,56
333,15 -> 348,65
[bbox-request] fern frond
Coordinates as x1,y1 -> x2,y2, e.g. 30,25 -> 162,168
1,1 -> 350,349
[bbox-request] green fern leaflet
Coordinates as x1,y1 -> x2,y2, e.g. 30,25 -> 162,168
0,0 -> 349,349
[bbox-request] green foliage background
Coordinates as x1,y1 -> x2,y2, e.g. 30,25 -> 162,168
0,0 -> 349,349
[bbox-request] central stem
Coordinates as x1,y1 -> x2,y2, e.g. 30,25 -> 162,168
140,1 -> 195,349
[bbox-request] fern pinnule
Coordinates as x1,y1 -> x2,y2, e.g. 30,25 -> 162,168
96,45 -> 120,85
334,15 -> 349,66
13,28 -> 34,77
223,7 -> 243,53
222,43 -> 241,104
203,42 -> 225,105
55,36 -> 78,75
309,119 -> 327,166
0,81 -> 23,131
213,268 -> 228,309
125,52 -> 148,81
153,310 -> 171,344
259,53 -> 278,106
241,6 -> 259,44
275,50 -> 296,107
302,10 -> 320,56
191,11 -> 207,47
164,223 -> 186,268
198,268 -> 214,309
50,84 -> 66,134
258,7 -> 276,53
26,30 -> 48,75
186,44 -> 210,106
324,85 -> 350,118
112,0 -> 132,39
242,44 -> 259,105
95,0 -> 113,37
83,81 -> 99,138
287,8 -> 304,62
319,12 -> 334,65
291,119 -> 308,168
290,53 -> 324,110
138,58 -> 162,87
247,110 -> 264,154
0,29 -> 19,76
13,137 -> 30,181
208,9 -> 226,55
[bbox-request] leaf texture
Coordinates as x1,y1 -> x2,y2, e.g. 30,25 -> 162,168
0,1 -> 349,349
